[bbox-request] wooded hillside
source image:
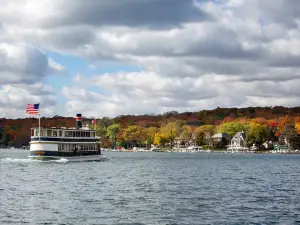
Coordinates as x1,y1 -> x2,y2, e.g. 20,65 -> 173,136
2,106 -> 300,148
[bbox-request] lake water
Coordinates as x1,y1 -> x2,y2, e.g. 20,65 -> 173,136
1,149 -> 300,225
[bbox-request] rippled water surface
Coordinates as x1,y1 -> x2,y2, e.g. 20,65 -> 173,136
1,149 -> 300,225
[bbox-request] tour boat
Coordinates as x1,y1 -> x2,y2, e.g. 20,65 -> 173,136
28,114 -> 102,162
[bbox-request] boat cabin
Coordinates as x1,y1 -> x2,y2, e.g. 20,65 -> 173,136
31,127 -> 96,138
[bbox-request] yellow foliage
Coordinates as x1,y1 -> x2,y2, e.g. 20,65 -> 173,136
153,133 -> 161,145
295,123 -> 300,134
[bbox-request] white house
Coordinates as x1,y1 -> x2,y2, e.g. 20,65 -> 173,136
228,131 -> 249,151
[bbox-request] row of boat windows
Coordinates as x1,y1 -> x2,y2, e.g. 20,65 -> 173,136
58,144 -> 99,152
32,129 -> 96,138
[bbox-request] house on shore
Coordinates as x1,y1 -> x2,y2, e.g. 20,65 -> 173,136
174,135 -> 191,148
228,131 -> 249,151
211,133 -> 231,149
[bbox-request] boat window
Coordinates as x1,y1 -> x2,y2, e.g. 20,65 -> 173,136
91,132 -> 95,137
40,130 -> 44,136
86,132 -> 90,137
47,130 -> 52,136
59,131 -> 63,137
34,129 -> 38,136
53,131 -> 57,137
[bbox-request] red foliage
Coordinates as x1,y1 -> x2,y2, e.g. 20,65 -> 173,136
277,115 -> 293,135
3,106 -> 300,147
223,116 -> 235,122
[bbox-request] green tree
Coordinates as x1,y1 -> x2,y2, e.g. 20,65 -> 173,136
246,122 -> 268,150
281,123 -> 300,150
218,121 -> 248,137
106,124 -> 120,148
98,117 -> 113,128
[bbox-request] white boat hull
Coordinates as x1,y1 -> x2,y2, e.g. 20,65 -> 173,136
28,155 -> 104,162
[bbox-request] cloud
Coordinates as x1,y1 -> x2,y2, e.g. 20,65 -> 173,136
63,71 -> 300,117
0,42 -> 65,85
1,0 -> 300,117
0,41 -> 64,117
0,83 -> 56,118
42,0 -> 211,29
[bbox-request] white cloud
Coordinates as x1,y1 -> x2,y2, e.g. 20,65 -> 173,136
0,42 -> 64,85
0,0 -> 300,117
0,83 -> 56,118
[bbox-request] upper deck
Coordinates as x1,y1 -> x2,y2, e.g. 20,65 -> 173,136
30,127 -> 99,143
30,113 -> 100,143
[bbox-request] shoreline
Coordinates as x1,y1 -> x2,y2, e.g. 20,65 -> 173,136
103,149 -> 300,154
2,148 -> 300,155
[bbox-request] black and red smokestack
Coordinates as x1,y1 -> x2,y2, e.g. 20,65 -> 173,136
76,114 -> 82,129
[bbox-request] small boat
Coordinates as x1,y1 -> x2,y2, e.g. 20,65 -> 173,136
187,146 -> 205,153
28,114 -> 102,162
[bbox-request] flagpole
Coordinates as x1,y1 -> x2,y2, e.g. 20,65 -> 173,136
39,113 -> 41,142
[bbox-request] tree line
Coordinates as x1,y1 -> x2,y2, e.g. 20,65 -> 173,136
2,106 -> 300,149
92,116 -> 300,150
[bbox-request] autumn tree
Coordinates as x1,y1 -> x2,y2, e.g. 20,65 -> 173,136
122,125 -> 144,149
106,124 -> 120,148
266,119 -> 279,143
153,133 -> 161,146
295,122 -> 300,135
159,121 -> 184,148
180,125 -> 195,139
251,117 -> 267,125
281,123 -> 300,150
193,125 -> 216,146
217,121 -> 248,137
96,117 -> 113,131
246,122 -> 268,150
277,116 -> 293,136
142,127 -> 158,148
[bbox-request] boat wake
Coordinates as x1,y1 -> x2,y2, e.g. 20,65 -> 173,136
0,157 -> 69,163
0,158 -> 33,163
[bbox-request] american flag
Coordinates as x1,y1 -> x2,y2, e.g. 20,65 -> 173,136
26,104 -> 40,115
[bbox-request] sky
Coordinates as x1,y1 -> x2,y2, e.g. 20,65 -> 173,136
0,0 -> 300,118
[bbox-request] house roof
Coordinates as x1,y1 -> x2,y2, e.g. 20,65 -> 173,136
174,136 -> 190,140
212,133 -> 231,139
233,131 -> 246,139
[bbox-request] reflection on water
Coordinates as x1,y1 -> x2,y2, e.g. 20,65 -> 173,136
1,149 -> 300,225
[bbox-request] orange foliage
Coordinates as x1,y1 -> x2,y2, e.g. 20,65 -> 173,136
277,116 -> 293,135
4,106 -> 300,147
252,117 -> 267,125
